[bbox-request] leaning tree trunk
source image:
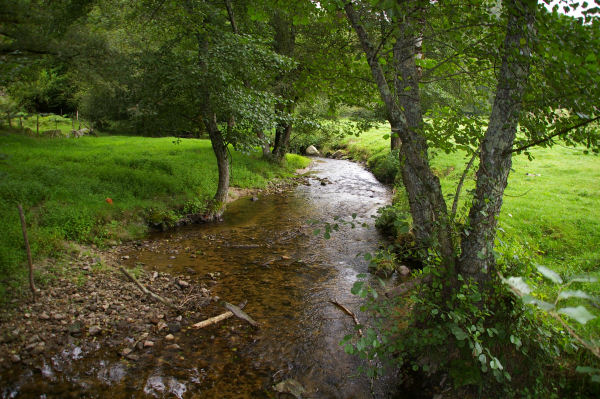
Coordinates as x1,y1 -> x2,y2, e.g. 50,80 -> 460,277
205,114 -> 230,220
345,2 -> 455,269
459,0 -> 536,285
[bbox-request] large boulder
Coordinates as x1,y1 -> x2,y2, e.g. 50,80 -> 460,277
305,145 -> 321,156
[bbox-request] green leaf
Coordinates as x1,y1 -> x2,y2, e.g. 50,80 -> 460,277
536,264 -> 563,284
351,281 -> 364,295
450,324 -> 468,341
505,276 -> 531,295
576,366 -> 600,374
490,358 -> 503,371
344,343 -> 355,354
522,295 -> 555,311
569,275 -> 598,283
585,53 -> 597,63
313,229 -> 320,236
557,290 -> 597,301
557,306 -> 596,324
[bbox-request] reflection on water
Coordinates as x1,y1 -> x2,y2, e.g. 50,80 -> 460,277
4,158 -> 398,398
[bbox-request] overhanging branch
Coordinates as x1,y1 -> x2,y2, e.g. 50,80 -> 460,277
506,116 -> 600,155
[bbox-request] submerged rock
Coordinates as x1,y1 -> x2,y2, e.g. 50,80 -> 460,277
273,379 -> 306,399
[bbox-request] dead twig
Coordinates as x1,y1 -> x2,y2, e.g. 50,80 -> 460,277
18,204 -> 37,300
329,298 -> 363,336
119,267 -> 176,309
223,301 -> 259,327
192,300 -> 248,329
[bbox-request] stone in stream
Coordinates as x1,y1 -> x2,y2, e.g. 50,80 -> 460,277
273,379 -> 306,399
168,322 -> 181,333
305,145 -> 321,156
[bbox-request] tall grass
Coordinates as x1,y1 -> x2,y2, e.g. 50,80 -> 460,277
0,132 -> 309,295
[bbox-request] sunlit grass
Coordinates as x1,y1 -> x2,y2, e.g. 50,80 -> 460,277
0,131 -> 309,296
345,123 -> 600,336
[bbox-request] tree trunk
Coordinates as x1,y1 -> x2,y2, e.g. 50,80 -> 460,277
272,110 -> 294,163
205,114 -> 230,219
345,2 -> 455,269
256,129 -> 271,157
270,11 -> 296,163
459,0 -> 536,285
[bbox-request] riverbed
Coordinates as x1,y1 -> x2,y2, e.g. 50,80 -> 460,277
2,158 -> 397,398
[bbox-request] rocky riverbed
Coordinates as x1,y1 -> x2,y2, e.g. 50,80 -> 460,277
0,243 -> 226,391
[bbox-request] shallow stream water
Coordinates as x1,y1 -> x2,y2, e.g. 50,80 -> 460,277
5,158 -> 400,398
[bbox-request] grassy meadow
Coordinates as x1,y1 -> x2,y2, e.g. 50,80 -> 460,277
342,124 -> 600,336
0,131 -> 309,296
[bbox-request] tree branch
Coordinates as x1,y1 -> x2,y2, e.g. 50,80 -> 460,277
451,149 -> 479,219
506,116 -> 600,155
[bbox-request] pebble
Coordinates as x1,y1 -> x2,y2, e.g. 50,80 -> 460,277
143,340 -> 154,348
165,334 -> 175,341
10,354 -> 21,363
165,344 -> 181,350
122,255 -> 130,260
39,312 -> 50,320
168,322 -> 181,333
88,326 -> 102,336
157,321 -> 168,331
398,265 -> 411,276
177,280 -> 189,288
121,348 -> 133,356
31,342 -> 46,355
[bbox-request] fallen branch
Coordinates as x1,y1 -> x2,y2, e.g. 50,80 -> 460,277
223,301 -> 259,327
330,298 -> 363,336
193,301 -> 248,329
119,267 -> 176,309
385,275 -> 431,298
18,204 -> 37,300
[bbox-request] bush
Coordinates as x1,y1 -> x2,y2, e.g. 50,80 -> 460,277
367,150 -> 401,184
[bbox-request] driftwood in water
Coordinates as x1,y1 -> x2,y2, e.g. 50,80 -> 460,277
223,301 -> 259,327
329,298 -> 363,337
119,267 -> 176,309
192,300 -> 249,329
18,204 -> 37,300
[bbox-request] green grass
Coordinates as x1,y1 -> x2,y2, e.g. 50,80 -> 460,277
343,123 -> 600,337
0,131 -> 309,295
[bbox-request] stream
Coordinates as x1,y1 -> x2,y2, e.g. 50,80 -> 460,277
4,158 -> 401,398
